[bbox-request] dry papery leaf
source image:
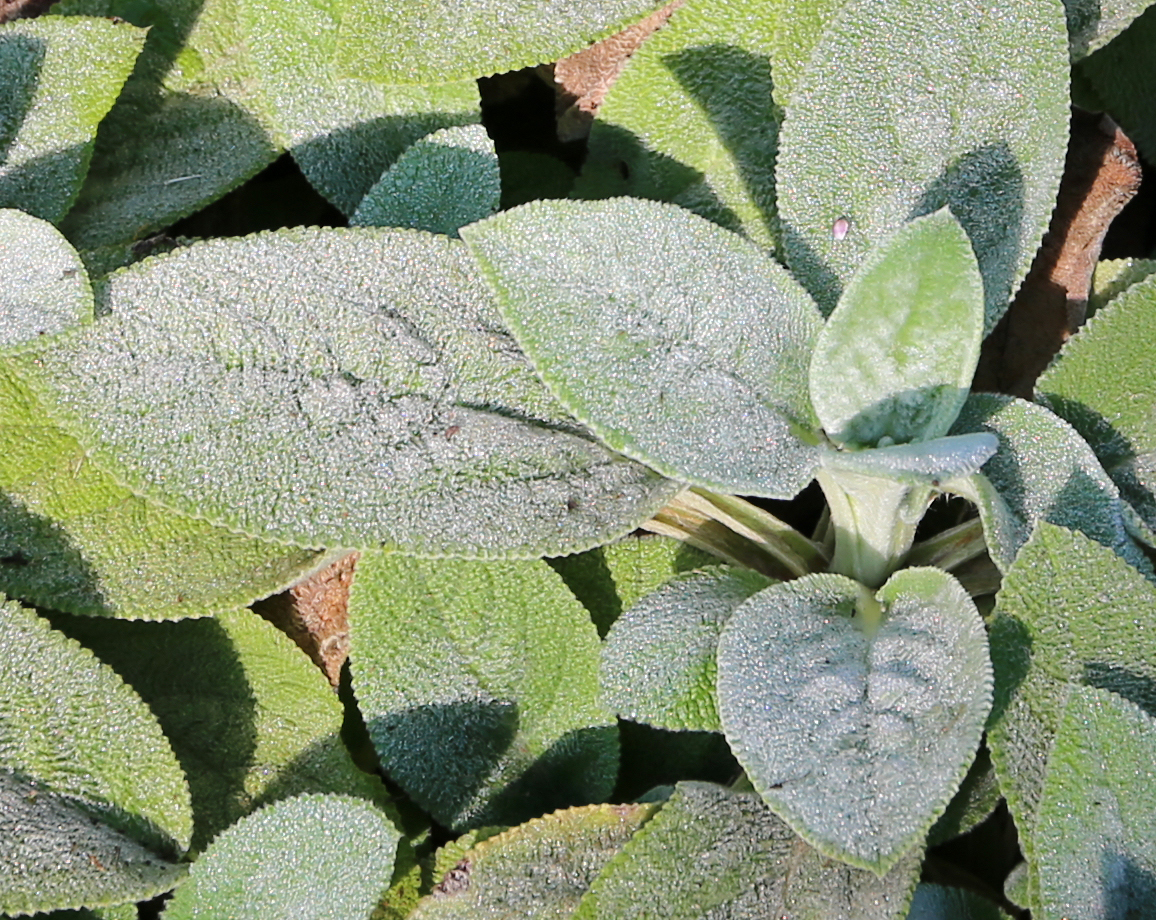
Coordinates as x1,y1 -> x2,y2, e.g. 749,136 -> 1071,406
975,107 -> 1142,397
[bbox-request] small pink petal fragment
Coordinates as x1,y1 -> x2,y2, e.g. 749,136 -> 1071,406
832,217 -> 850,241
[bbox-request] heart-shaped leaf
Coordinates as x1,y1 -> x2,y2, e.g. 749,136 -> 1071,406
601,566 -> 772,732
349,553 -> 617,831
351,124 -> 499,236
161,794 -> 400,920
572,781 -> 922,919
22,227 -> 678,555
0,16 -> 144,223
463,197 -> 823,498
776,0 -> 1069,333
717,568 -> 992,873
809,209 -> 985,448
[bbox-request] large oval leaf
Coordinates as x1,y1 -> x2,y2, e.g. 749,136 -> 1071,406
349,553 -> 617,831
463,197 -> 823,498
0,596 -> 192,857
0,16 -> 144,223
716,569 -> 992,874
809,209 -> 984,448
775,0 -> 1069,332
162,794 -> 400,920
23,227 -> 678,555
572,781 -> 921,920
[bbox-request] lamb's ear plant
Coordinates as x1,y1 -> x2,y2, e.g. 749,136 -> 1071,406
6,0 -> 1156,917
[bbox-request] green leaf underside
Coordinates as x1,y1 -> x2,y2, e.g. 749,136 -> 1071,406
820,433 -> 998,486
53,0 -> 282,249
349,553 -> 617,831
717,569 -> 992,874
809,209 -> 984,448
986,524 -> 1156,901
577,0 -> 783,251
926,748 -> 1002,848
0,209 -> 92,354
906,883 -> 1009,920
0,770 -> 185,917
601,566 -> 772,732
0,362 -> 319,619
161,794 -> 400,920
23,227 -> 678,555
333,0 -> 663,85
1037,272 -> 1156,534
948,393 -> 1148,573
572,782 -> 921,920
0,16 -> 144,224
50,607 -> 389,852
1034,686 -> 1156,920
463,198 -> 823,498
410,802 -> 658,919
240,0 -> 479,214
351,124 -> 499,237
776,0 -> 1069,333
0,597 -> 192,855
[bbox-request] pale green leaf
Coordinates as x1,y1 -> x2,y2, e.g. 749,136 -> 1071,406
0,209 -> 91,354
1034,686 -> 1156,920
572,782 -> 921,920
1076,5 -> 1156,164
349,553 -> 617,831
1064,0 -> 1156,58
23,227 -> 677,555
0,362 -> 320,619
0,597 -> 192,855
50,607 -> 389,852
0,17 -> 144,223
0,770 -> 184,917
1088,257 -> 1156,315
819,434 -> 997,487
463,197 -> 823,498
333,0 -> 663,85
53,0 -> 282,249
947,393 -> 1149,573
240,0 -> 478,214
776,0 -> 1069,333
809,209 -> 984,448
762,0 -> 848,107
409,802 -> 658,919
987,523 -> 1156,906
717,569 -> 992,874
576,0 -> 783,251
1037,273 -> 1156,535
161,794 -> 400,920
601,566 -> 772,732
351,124 -> 499,237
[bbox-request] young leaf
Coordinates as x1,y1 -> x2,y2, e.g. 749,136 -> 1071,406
1036,272 -> 1156,535
348,553 -> 617,831
161,794 -> 400,920
0,362 -> 319,618
0,209 -> 91,353
0,17 -> 144,223
947,393 -> 1149,574
239,0 -> 478,214
410,802 -> 659,919
1034,686 -> 1156,920
0,596 -> 192,856
333,0 -> 663,86
351,124 -> 499,237
716,569 -> 992,874
808,209 -> 985,448
463,197 -> 823,498
986,524 -> 1156,903
775,0 -> 1069,333
0,770 -> 185,917
23,227 -> 678,555
601,566 -> 772,732
50,607 -> 390,852
53,0 -> 282,249
576,0 -> 783,251
572,782 -> 922,920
